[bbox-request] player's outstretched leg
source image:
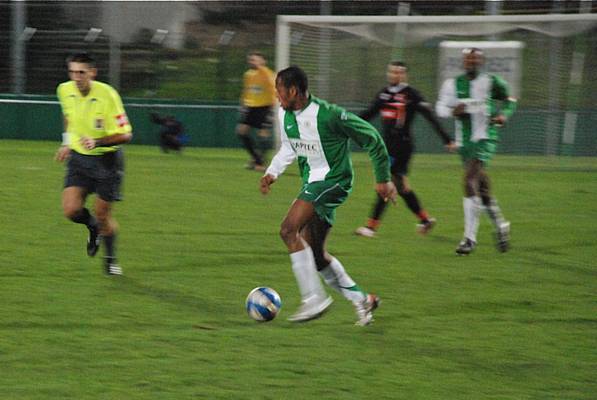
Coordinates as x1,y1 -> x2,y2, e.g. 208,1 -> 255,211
102,235 -> 122,276
237,125 -> 264,171
479,175 -> 510,252
87,222 -> 100,257
394,175 -> 436,236
484,197 -> 510,252
400,189 -> 436,235
318,257 -> 380,326
495,219 -> 510,253
287,246 -> 332,322
96,200 -> 122,276
88,229 -> 100,256
281,203 -> 333,322
457,196 -> 480,255
256,130 -> 272,169
68,207 -> 100,257
355,194 -> 387,238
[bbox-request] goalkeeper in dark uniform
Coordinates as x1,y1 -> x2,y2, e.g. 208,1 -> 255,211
355,61 -> 456,238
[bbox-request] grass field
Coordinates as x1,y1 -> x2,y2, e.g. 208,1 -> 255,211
1,140 -> 595,399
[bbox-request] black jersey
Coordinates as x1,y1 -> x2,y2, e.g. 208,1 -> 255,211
359,84 -> 451,146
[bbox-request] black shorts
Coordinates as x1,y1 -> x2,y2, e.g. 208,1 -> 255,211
386,140 -> 414,176
238,106 -> 273,130
65,150 -> 124,202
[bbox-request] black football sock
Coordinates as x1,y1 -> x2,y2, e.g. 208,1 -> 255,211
70,208 -> 97,230
400,191 -> 423,218
371,194 -> 389,221
238,135 -> 263,165
103,234 -> 116,261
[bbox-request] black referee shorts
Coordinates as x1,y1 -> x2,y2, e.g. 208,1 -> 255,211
65,149 -> 124,202
238,106 -> 273,130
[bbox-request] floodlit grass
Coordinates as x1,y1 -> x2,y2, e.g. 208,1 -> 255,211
1,140 -> 595,399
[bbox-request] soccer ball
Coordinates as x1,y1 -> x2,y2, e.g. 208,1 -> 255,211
246,287 -> 282,322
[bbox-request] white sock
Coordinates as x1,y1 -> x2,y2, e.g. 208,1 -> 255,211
319,257 -> 366,304
463,197 -> 481,242
290,246 -> 326,301
485,198 -> 506,229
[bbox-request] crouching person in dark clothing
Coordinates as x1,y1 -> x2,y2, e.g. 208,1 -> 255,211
150,112 -> 187,153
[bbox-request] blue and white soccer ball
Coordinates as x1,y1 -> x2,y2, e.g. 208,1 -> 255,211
246,287 -> 282,322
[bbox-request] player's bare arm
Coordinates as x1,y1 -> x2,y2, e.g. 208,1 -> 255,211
417,101 -> 454,149
55,117 -> 71,162
80,133 -> 133,151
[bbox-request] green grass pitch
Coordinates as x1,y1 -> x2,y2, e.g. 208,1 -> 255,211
1,140 -> 595,399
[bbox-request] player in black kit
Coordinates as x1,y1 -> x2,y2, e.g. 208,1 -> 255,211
355,61 -> 456,238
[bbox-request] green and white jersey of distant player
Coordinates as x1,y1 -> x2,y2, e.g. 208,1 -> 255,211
266,95 -> 390,190
436,73 -> 517,146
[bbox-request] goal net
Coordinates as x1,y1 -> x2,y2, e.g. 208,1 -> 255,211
276,14 -> 597,156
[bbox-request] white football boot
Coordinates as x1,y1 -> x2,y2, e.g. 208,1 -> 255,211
287,295 -> 333,322
354,294 -> 381,326
354,226 -> 376,238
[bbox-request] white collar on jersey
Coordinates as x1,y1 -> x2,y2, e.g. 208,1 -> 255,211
293,94 -> 313,116
388,83 -> 409,93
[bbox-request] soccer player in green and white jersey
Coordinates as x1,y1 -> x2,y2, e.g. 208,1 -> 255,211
436,47 -> 517,255
260,66 -> 397,325
55,53 -> 132,275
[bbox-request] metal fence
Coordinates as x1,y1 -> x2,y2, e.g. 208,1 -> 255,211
1,1 -> 275,100
3,1 -> 595,100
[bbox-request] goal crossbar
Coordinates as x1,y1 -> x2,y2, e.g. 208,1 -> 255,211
276,13 -> 597,70
277,13 -> 597,25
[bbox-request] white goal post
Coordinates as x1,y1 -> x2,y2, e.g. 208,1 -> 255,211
275,14 -> 597,156
276,13 -> 597,70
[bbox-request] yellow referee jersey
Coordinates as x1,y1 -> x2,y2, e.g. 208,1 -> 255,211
241,66 -> 276,108
57,80 -> 132,155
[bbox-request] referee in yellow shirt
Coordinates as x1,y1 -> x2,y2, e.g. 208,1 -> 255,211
236,51 -> 276,171
55,53 -> 133,276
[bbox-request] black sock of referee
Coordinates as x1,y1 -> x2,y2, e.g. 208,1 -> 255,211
70,208 -> 97,230
103,234 -> 116,263
400,191 -> 426,220
238,134 -> 263,165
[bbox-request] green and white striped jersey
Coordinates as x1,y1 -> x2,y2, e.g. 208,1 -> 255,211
436,73 -> 516,145
266,95 -> 390,189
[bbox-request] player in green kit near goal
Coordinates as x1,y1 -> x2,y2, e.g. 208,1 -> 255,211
436,47 -> 517,255
260,66 -> 397,325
